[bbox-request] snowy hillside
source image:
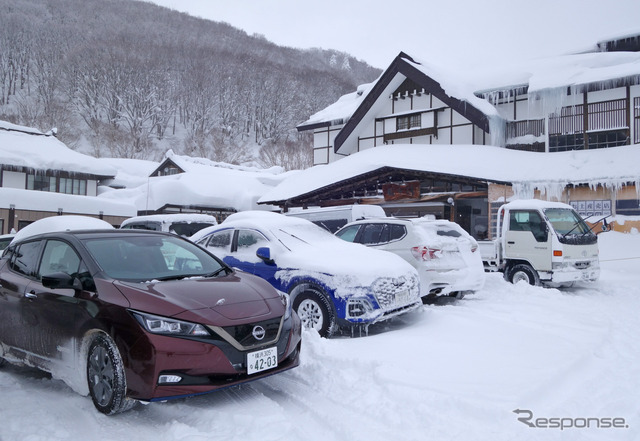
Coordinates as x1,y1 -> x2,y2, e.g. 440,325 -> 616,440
0,231 -> 638,441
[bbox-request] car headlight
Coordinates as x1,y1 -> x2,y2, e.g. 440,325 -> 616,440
279,291 -> 292,320
131,311 -> 210,336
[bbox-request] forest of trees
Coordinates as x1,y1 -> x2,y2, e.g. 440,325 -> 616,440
0,0 -> 380,169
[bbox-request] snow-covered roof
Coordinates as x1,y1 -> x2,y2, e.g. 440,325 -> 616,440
259,144 -> 640,204
98,152 -> 299,213
471,51 -> 640,94
299,49 -> 640,129
298,82 -> 376,129
0,121 -> 117,177
98,157 -> 160,188
0,187 -> 135,217
162,150 -> 285,177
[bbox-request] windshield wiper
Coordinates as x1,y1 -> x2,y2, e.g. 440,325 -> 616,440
581,214 -> 611,236
204,267 -> 230,278
155,267 -> 229,282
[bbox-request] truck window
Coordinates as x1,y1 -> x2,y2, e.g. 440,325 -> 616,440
509,210 -> 547,242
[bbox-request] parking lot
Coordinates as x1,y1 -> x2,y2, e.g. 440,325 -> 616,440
0,231 -> 638,441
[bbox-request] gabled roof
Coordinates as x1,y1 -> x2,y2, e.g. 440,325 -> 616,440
299,52 -> 499,154
335,53 -> 501,153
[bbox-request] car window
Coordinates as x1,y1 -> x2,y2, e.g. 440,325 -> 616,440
39,240 -> 81,277
236,230 -> 268,252
121,221 -> 161,231
361,224 -> 388,245
389,224 -> 406,241
83,235 -> 223,281
335,225 -> 360,242
436,226 -> 462,238
204,230 -> 233,253
9,240 -> 42,277
170,222 -> 216,237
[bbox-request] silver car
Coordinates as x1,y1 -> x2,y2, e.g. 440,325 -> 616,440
336,217 -> 485,302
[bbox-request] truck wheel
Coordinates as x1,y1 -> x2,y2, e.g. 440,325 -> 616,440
507,264 -> 540,286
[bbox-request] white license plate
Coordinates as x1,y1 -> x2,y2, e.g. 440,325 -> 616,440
247,347 -> 278,375
395,290 -> 410,305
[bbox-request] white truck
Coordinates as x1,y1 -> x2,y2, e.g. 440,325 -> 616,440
479,200 -> 600,286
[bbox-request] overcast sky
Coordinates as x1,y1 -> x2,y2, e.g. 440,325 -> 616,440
146,0 -> 640,70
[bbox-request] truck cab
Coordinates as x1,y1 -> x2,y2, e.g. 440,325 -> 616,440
481,200 -> 600,286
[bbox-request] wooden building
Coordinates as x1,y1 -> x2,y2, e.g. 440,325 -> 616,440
286,35 -> 640,235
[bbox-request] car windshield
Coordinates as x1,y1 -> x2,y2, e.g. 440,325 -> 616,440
83,234 -> 225,282
272,223 -> 336,250
544,208 -> 591,235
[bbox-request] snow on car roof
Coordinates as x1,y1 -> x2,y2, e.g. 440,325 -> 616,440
121,213 -> 218,226
190,211 -> 419,295
11,215 -> 114,245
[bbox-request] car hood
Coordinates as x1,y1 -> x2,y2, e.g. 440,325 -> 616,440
114,271 -> 283,325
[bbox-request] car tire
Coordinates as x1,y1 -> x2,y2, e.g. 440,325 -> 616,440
507,264 -> 540,286
292,287 -> 335,338
87,333 -> 136,415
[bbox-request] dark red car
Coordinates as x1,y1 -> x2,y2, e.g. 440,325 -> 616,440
0,229 -> 301,414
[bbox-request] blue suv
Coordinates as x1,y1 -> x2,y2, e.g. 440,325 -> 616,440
192,212 -> 421,337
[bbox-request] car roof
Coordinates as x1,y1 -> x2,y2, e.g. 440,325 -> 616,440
10,228 -> 174,246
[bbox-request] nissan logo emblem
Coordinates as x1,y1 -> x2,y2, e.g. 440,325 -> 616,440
252,325 -> 266,341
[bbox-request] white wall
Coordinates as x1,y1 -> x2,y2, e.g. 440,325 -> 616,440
87,180 -> 98,197
1,171 -> 25,189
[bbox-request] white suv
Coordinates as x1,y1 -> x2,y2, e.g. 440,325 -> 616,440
336,217 -> 485,302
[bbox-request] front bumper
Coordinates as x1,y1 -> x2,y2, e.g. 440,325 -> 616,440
544,259 -> 600,283
124,312 -> 302,401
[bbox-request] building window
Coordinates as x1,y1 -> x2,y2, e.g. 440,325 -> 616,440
59,177 -> 87,195
157,166 -> 180,176
634,97 -> 640,144
397,114 -> 421,131
27,174 -> 56,192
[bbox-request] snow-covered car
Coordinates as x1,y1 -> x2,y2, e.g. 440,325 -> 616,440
0,215 -> 301,415
191,211 -> 422,337
120,213 -> 218,237
0,233 -> 15,252
335,217 -> 485,302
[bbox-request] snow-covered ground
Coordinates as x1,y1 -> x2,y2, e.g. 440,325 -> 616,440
1,231 -> 639,441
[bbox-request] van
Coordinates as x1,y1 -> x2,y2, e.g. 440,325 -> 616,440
284,205 -> 386,233
120,213 -> 218,238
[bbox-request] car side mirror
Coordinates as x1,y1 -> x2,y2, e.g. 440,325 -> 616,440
256,247 -> 275,265
42,272 -> 83,291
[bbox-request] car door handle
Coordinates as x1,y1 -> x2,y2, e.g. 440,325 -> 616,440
507,241 -> 515,244
25,291 -> 37,299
